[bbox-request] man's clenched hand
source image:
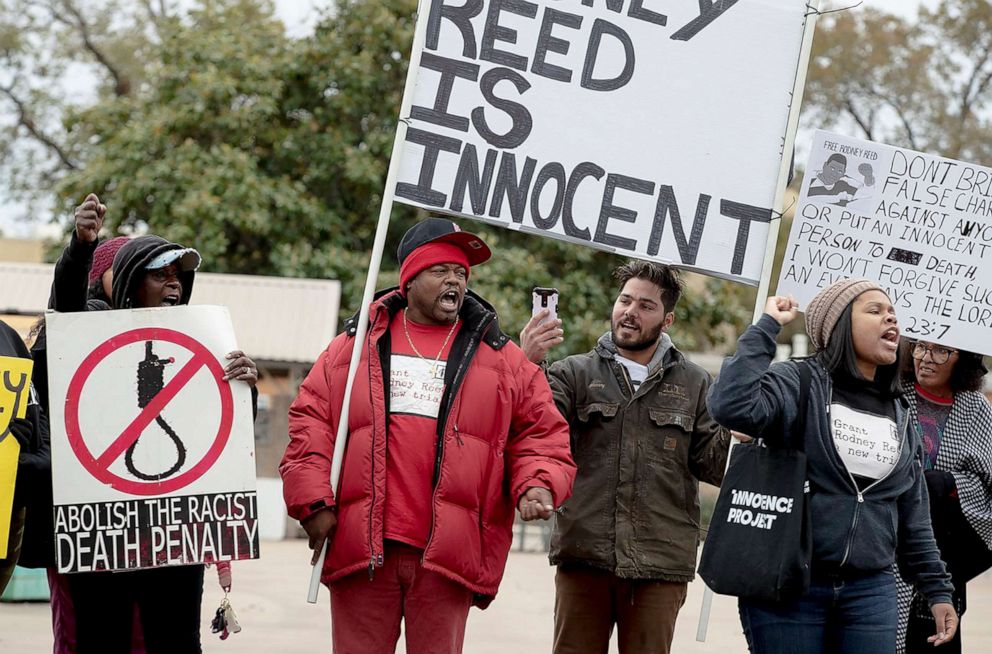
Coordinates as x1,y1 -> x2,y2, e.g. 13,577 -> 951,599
301,508 -> 338,565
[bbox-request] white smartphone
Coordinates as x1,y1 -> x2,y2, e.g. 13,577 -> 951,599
532,287 -> 559,324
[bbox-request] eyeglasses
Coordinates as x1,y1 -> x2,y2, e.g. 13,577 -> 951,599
911,342 -> 958,365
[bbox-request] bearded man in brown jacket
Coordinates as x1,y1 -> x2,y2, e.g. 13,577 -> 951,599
521,260 -> 731,654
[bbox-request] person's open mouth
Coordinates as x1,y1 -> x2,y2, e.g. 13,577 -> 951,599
161,293 -> 180,306
880,327 -> 899,350
438,290 -> 460,311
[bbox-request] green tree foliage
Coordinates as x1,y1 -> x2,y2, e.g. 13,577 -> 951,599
3,0 -> 751,354
805,0 -> 992,161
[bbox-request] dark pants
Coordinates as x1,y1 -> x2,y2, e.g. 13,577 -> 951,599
67,564 -> 204,654
0,507 -> 26,595
553,565 -> 688,654
739,569 -> 896,654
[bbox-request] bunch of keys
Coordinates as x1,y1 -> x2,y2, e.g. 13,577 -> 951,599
210,596 -> 242,640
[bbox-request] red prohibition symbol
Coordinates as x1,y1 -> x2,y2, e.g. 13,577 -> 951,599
64,328 -> 234,495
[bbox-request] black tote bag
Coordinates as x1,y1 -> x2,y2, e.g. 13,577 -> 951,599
697,361 -> 813,602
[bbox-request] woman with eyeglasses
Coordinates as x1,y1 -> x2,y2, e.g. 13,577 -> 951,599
896,340 -> 992,654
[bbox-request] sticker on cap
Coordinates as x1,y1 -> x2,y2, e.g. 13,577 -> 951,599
146,248 -> 201,272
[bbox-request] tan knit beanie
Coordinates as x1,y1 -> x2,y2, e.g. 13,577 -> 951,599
805,278 -> 887,350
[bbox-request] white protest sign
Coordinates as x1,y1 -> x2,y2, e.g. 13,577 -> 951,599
778,130 -> 992,356
392,0 -> 813,284
46,305 -> 259,573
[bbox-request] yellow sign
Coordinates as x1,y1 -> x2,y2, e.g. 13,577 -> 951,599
0,356 -> 33,559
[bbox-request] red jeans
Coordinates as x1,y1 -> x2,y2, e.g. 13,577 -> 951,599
329,542 -> 473,654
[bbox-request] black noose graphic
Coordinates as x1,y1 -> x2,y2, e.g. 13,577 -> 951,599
125,341 -> 187,480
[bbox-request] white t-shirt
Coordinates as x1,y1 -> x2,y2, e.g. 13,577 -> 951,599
390,354 -> 445,419
830,403 -> 900,480
615,355 -> 649,390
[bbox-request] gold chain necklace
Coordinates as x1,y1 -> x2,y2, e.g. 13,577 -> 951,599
403,308 -> 459,378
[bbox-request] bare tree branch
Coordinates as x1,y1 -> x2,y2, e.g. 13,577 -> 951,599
887,101 -> 919,151
957,41 -> 992,124
139,0 -> 158,19
47,0 -> 132,96
968,65 -> 992,118
139,0 -> 166,25
137,0 -> 163,40
843,98 -> 875,141
135,0 -> 176,42
0,83 -> 78,169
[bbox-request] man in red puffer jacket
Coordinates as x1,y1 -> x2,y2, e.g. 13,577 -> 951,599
280,218 -> 575,654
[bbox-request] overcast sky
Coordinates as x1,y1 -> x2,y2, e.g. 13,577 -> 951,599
273,1 -> 942,32
0,0 -> 941,237
867,0 -> 937,16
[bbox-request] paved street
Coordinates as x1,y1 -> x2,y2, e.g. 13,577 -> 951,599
3,539 -> 991,652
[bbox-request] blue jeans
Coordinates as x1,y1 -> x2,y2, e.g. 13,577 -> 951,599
739,568 -> 897,654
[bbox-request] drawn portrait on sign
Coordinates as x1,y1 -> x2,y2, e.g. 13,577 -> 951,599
808,153 -> 876,208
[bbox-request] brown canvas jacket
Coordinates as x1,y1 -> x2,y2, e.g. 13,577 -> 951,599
547,332 -> 730,582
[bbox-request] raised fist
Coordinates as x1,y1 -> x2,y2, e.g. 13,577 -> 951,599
74,193 -> 106,243
858,163 -> 875,187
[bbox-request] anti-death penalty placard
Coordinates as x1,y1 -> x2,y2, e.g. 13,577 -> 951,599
47,306 -> 259,573
778,130 -> 992,356
393,0 -> 813,284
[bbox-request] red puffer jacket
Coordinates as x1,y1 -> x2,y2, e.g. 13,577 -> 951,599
280,289 -> 575,601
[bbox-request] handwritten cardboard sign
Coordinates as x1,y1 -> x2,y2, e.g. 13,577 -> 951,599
779,130 -> 992,356
393,0 -> 813,284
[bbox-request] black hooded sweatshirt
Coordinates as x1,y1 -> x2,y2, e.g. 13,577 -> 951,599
0,321 -> 50,513
22,232 -> 101,568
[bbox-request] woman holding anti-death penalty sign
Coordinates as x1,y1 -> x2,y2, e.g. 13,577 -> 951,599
46,194 -> 259,654
706,278 -> 957,653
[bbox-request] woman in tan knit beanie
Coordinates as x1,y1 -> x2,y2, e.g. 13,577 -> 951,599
707,279 -> 957,653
